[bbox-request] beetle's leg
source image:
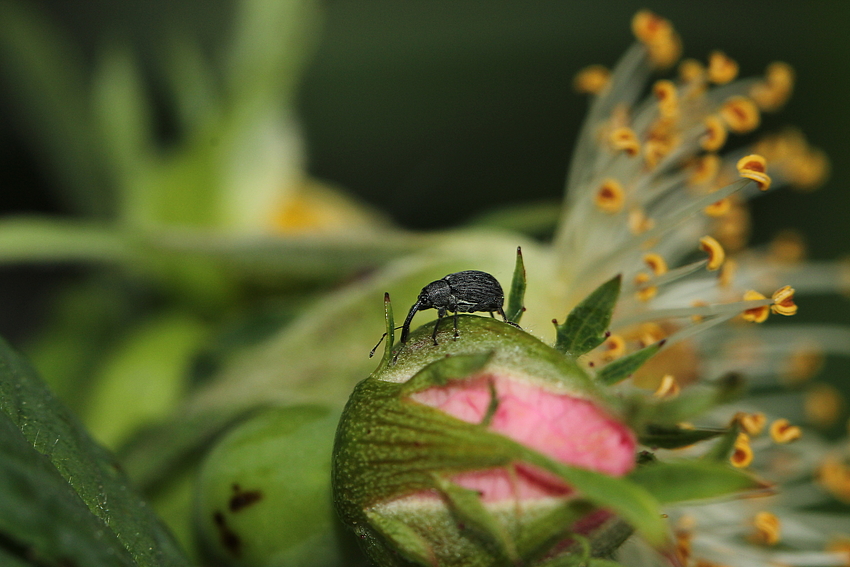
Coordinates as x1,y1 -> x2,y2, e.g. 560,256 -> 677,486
432,309 -> 446,345
497,306 -> 522,329
453,310 -> 459,339
489,312 -> 496,318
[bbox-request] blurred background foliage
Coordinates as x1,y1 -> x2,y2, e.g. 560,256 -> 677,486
1,0 -> 849,561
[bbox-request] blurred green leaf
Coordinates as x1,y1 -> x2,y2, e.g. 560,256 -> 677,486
0,337 -> 190,566
0,1 -> 110,215
628,461 -> 761,504
555,275 -> 620,358
596,343 -> 661,386
0,217 -> 136,264
638,424 -> 725,450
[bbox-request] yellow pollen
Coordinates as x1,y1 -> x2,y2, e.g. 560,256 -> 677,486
631,10 -> 682,69
595,179 -> 625,214
771,285 -> 797,316
769,418 -> 802,443
718,259 -> 737,288
643,253 -> 668,275
820,457 -> 850,503
754,129 -> 830,191
653,79 -> 679,117
701,115 -> 728,152
634,272 -> 657,302
751,512 -> 781,546
707,50 -> 739,84
678,58 -> 706,84
735,412 -> 767,436
610,127 -> 641,157
731,432 -> 753,468
805,384 -> 843,428
742,290 -> 770,323
602,335 -> 626,362
698,236 -> 725,271
704,197 -> 731,217
653,374 -> 680,399
628,207 -> 654,234
573,64 -> 611,94
737,154 -> 772,190
689,154 -> 721,186
720,96 -> 761,134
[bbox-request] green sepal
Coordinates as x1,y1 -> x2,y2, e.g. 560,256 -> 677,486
554,275 -> 621,358
514,499 -> 594,563
506,246 -> 527,324
702,421 -> 741,462
638,424 -> 725,450
596,343 -> 661,386
379,292 -> 395,370
433,475 -> 518,563
399,352 -> 494,396
366,510 -> 436,567
628,460 -> 761,504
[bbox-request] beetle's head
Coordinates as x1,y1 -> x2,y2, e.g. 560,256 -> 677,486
418,279 -> 451,309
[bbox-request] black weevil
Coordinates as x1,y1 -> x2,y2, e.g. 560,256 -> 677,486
370,270 -> 520,357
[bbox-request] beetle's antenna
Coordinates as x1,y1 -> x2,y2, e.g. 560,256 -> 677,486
400,301 -> 422,344
369,325 -> 404,358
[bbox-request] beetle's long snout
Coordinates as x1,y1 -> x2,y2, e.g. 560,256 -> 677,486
400,300 -> 422,344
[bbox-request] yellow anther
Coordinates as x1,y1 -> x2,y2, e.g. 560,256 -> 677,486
644,117 -> 679,169
628,207 -> 654,235
769,229 -> 806,264
690,300 -> 708,323
751,62 -> 795,111
820,456 -> 850,503
736,412 -> 767,436
713,201 -> 751,252
632,10 -> 682,69
653,374 -> 680,399
784,343 -> 825,384
704,197 -> 731,217
731,432 -> 753,468
720,96 -> 761,134
701,115 -> 728,152
595,179 -> 625,214
771,285 -> 797,316
754,129 -> 829,191
602,334 -> 626,362
638,322 -> 666,346
678,58 -> 706,84
573,64 -> 611,94
718,258 -> 737,288
653,79 -> 679,117
698,236 -> 725,271
805,384 -> 844,428
751,512 -> 781,546
736,154 -> 772,190
675,529 -> 692,565
769,418 -> 802,443
634,272 -> 657,302
610,127 -> 641,157
742,290 -> 770,323
643,253 -> 667,275
689,154 -> 721,186
707,50 -> 739,84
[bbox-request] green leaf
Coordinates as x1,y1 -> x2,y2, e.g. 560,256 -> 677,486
554,275 -> 621,357
0,337 -> 191,566
596,343 -> 661,386
702,422 -> 741,462
378,292 -> 396,368
514,500 -> 594,563
506,246 -> 527,324
366,510 -> 436,567
639,424 -> 725,450
434,476 -> 517,562
628,461 -> 760,504
0,217 -> 135,265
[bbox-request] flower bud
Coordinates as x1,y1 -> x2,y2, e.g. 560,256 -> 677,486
333,315 -> 639,567
195,405 -> 366,566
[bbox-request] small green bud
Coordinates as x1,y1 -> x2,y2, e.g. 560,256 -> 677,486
195,405 -> 366,566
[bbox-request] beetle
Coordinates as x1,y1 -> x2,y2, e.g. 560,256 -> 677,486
402,270 -> 520,345
369,270 -> 521,358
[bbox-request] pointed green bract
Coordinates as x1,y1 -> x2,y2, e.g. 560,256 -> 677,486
555,275 -> 621,357
380,292 -> 396,369
638,424 -> 725,450
596,343 -> 661,386
628,461 -> 760,504
703,421 -> 741,462
507,246 -> 527,324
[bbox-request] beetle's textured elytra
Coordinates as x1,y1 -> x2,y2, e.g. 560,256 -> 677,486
401,270 -> 519,345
